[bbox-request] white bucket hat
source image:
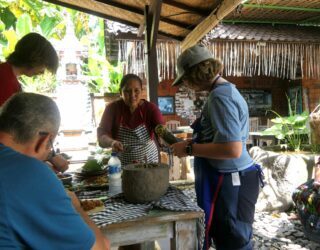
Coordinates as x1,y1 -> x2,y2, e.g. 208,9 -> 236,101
172,44 -> 213,86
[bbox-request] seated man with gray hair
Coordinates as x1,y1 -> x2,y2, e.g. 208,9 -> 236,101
0,93 -> 109,249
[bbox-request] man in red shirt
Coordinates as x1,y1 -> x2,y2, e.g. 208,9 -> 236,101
0,32 -> 58,106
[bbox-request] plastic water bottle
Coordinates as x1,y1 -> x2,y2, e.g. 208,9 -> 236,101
108,152 -> 122,196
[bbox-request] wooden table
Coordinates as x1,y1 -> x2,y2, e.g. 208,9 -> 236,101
100,209 -> 204,250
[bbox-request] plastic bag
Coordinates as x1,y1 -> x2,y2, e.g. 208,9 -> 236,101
309,104 -> 320,144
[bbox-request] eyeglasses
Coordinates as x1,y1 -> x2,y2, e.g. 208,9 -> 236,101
39,131 -> 56,157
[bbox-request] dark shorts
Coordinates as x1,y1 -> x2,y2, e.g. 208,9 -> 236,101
194,158 -> 261,250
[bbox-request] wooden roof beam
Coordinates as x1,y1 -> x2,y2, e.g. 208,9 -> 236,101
44,0 -> 141,25
95,0 -> 192,30
162,0 -> 210,16
181,0 -> 243,51
94,0 -> 144,14
43,0 -> 183,40
160,17 -> 193,30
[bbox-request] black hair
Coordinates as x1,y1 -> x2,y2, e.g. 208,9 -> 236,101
120,74 -> 143,93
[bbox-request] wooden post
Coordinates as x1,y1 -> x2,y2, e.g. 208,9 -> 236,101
144,1 -> 162,104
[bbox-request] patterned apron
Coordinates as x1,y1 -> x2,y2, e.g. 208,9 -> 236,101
117,109 -> 158,166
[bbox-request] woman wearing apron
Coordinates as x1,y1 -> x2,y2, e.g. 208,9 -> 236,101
171,45 -> 264,250
97,73 -> 164,165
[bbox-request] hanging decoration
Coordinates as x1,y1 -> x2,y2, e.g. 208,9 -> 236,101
207,41 -> 320,80
118,40 -> 180,81
117,39 -> 320,81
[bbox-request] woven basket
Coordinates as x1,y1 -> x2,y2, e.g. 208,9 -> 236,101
309,104 -> 320,144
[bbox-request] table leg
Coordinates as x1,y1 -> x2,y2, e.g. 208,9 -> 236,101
118,242 -> 154,250
171,219 -> 198,250
180,157 -> 187,180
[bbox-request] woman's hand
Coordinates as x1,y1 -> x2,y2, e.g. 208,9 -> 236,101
111,140 -> 124,152
171,140 -> 190,157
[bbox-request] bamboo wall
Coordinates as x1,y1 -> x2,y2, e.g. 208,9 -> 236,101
118,40 -> 320,81
117,39 -> 320,122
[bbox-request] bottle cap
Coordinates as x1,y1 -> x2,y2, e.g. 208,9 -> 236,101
111,152 -> 117,156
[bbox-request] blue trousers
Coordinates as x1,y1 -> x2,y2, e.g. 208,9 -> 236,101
194,157 -> 261,250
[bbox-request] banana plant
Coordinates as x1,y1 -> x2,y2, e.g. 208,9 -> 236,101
82,17 -> 124,94
0,0 -> 64,58
0,1 -> 118,95
106,61 -> 123,93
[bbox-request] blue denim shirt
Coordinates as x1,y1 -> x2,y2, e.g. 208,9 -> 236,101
195,82 -> 253,172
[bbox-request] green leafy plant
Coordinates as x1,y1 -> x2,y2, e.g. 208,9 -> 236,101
82,159 -> 104,172
310,143 -> 320,154
262,95 -> 309,152
80,18 -> 123,94
84,55 -> 124,94
20,71 -> 57,94
106,61 -> 123,93
0,1 -> 121,95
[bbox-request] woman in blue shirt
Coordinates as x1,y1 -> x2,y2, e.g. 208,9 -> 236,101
171,45 -> 263,250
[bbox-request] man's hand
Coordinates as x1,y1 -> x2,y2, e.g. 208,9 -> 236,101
49,154 -> 69,173
66,190 -> 111,250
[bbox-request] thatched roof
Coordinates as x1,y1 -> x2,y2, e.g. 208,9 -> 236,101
43,0 -> 320,49
43,0 -> 320,82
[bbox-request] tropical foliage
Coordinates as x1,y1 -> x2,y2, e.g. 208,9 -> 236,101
0,0 -> 64,93
0,0 -> 65,58
0,0 -> 123,94
262,95 -> 309,152
82,18 -> 123,94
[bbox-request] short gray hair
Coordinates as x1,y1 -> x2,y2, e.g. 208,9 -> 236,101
0,93 -> 60,144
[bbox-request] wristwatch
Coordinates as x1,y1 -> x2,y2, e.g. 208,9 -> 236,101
185,142 -> 193,156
